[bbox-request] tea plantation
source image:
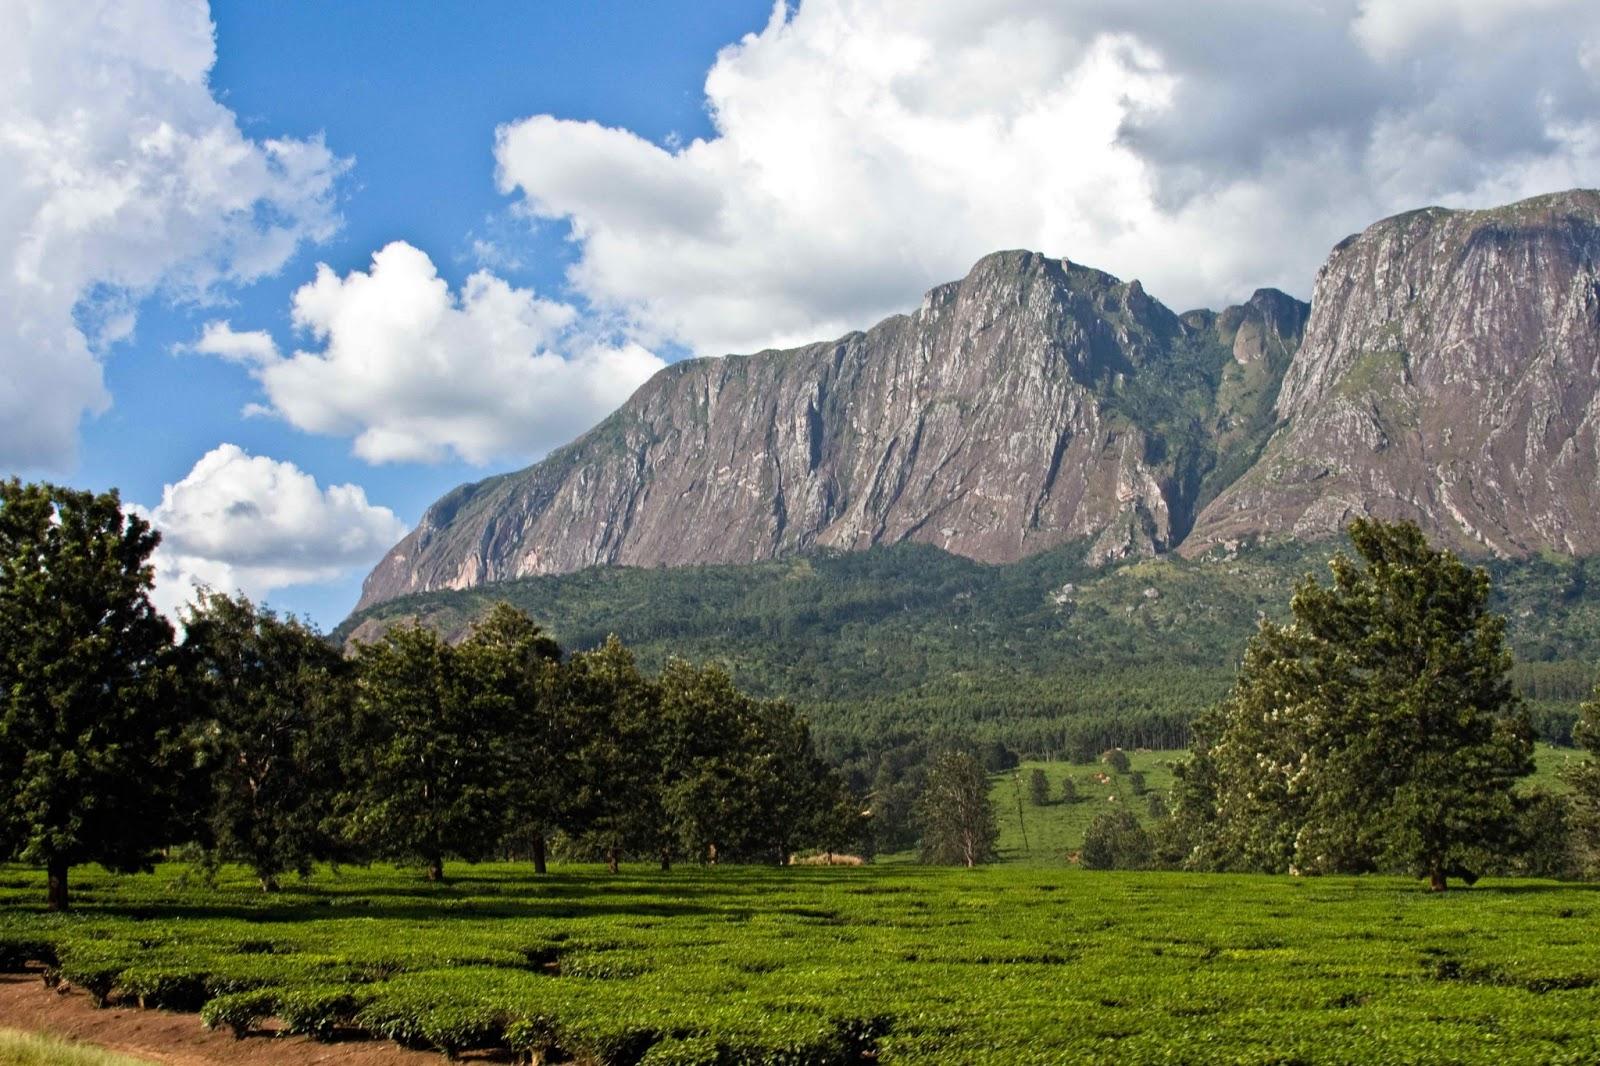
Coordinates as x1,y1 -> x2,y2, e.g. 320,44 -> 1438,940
3,861 -> 1598,1064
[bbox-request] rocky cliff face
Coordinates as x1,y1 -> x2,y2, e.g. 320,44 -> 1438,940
358,189 -> 1600,612
357,252 -> 1303,609
1186,189 -> 1600,556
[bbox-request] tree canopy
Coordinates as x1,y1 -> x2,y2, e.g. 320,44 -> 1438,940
1175,519 -> 1533,889
0,481 -> 178,909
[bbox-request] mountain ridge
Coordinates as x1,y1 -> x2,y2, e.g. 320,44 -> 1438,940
358,189 -> 1600,612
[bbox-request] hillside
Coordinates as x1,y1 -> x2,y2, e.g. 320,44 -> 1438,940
338,538 -> 1600,753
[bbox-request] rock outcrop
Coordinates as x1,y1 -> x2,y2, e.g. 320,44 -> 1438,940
358,189 -> 1600,612
1186,190 -> 1600,556
358,253 -> 1302,609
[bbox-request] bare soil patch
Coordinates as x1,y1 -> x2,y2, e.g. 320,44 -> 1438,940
0,974 -> 478,1065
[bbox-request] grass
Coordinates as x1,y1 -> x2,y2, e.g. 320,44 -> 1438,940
982,744 -> 1575,863
0,1029 -> 154,1066
4,861 -> 1600,1064
991,750 -> 1180,862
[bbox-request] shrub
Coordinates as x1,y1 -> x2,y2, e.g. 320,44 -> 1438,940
1128,771 -> 1148,796
418,1005 -> 510,1060
639,1036 -> 723,1066
1028,769 -> 1050,806
117,965 -> 212,1011
276,985 -> 377,1041
0,936 -> 55,972
1081,810 -> 1152,870
1058,777 -> 1078,804
1101,749 -> 1131,774
55,960 -> 124,1008
200,988 -> 279,1039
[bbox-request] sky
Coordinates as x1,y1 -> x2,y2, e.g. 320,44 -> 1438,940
4,0 -> 1599,628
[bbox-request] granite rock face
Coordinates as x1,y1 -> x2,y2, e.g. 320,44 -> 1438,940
1186,190 -> 1600,556
357,252 -> 1301,609
358,189 -> 1600,611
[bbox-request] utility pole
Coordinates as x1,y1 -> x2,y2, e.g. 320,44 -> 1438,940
1012,771 -> 1030,853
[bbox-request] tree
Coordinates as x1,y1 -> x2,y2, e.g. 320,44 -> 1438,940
0,481 -> 178,909
558,636 -> 663,873
344,625 -> 508,881
1028,768 -> 1050,806
460,604 -> 562,873
1058,776 -> 1079,804
914,751 -> 998,867
1177,519 -> 1533,889
179,591 -> 351,890
1102,748 -> 1130,774
1080,810 -> 1152,870
1564,689 -> 1600,877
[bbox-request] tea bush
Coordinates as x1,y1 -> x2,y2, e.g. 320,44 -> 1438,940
3,861 -> 1599,1064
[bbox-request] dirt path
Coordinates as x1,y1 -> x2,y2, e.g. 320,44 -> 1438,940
0,974 -> 472,1065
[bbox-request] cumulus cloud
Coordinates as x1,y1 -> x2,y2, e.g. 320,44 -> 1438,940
494,0 -> 1600,357
198,241 -> 666,464
0,0 -> 344,472
139,443 -> 407,618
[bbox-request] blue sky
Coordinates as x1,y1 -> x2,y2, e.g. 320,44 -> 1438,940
70,1 -> 773,625
6,0 -> 1598,628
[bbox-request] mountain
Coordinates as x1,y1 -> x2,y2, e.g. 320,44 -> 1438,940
357,253 -> 1305,609
357,189 -> 1600,614
1186,189 -> 1600,555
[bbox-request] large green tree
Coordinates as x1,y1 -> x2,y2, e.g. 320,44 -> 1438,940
0,481 -> 178,909
1177,519 -> 1533,889
558,636 -> 664,873
459,603 -> 563,872
914,751 -> 998,867
179,591 -> 351,890
344,625 -> 508,880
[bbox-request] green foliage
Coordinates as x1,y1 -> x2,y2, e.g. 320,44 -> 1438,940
1102,748 -> 1131,774
1563,690 -> 1600,877
339,538 -> 1600,765
915,752 -> 998,866
1027,768 -> 1050,806
201,988 -> 278,1039
178,590 -> 352,890
1181,519 -> 1534,888
0,480 -> 179,909
7,861 -> 1600,1064
1080,809 -> 1153,870
344,624 -> 512,879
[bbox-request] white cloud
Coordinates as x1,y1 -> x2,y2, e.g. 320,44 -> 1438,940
0,0 -> 344,472
494,0 -> 1600,358
200,241 -> 666,464
191,321 -> 279,366
139,443 -> 407,618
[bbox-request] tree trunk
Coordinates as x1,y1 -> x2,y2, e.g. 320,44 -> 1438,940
46,857 -> 69,912
707,842 -> 718,866
532,834 -> 548,875
259,874 -> 280,893
659,848 -> 672,872
427,854 -> 445,882
606,847 -> 619,875
1429,865 -> 1447,892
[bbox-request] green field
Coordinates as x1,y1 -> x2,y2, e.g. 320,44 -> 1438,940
4,861 -> 1600,1064
986,751 -> 1183,864
969,744 -> 1576,865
